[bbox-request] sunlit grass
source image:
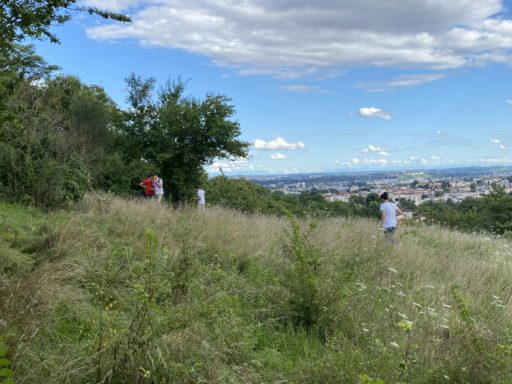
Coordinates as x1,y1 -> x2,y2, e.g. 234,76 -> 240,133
1,194 -> 511,383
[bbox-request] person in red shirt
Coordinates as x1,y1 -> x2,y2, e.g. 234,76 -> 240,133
139,174 -> 154,200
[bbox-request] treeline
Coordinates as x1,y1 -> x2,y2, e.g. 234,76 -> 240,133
0,53 -> 248,207
417,187 -> 512,235
204,177 -> 383,219
1,2 -> 248,208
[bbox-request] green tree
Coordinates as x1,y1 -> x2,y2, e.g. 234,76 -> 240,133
0,0 -> 130,51
205,176 -> 284,214
121,75 -> 249,203
0,0 -> 130,123
398,198 -> 416,212
0,75 -> 120,207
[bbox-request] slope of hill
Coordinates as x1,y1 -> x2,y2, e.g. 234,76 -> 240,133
1,195 -> 511,383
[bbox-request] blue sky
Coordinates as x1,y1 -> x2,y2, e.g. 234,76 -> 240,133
34,0 -> 512,175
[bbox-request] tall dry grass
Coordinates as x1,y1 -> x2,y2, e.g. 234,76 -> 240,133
1,194 -> 511,383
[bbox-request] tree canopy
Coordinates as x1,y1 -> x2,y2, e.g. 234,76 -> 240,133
120,74 -> 249,203
0,0 -> 130,52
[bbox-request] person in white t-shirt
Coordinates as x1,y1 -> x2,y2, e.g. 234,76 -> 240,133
152,175 -> 164,203
196,187 -> 206,211
379,192 -> 403,242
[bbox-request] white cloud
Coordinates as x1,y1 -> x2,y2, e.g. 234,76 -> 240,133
86,0 -> 512,77
431,155 -> 441,160
82,0 -> 140,11
499,144 -> 508,150
362,144 -> 382,153
253,137 -> 305,150
356,73 -> 446,92
206,157 -> 252,173
270,153 -> 288,160
507,99 -> 512,105
358,107 -> 392,120
279,85 -> 331,93
361,144 -> 390,155
342,157 -> 388,167
490,138 -> 501,143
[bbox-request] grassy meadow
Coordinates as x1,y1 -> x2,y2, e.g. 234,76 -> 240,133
1,195 -> 512,383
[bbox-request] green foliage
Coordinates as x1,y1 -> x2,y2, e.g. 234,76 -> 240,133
120,74 -> 250,203
281,217 -> 321,329
205,176 -> 285,214
418,186 -> 512,234
348,193 -> 381,218
0,76 -> 118,207
0,342 -> 14,384
0,0 -> 129,50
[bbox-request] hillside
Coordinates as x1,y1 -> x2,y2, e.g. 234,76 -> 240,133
1,195 -> 512,383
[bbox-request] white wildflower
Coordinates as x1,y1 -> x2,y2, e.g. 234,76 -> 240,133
389,341 -> 400,348
398,312 -> 407,319
443,304 -> 452,308
413,302 -> 422,308
355,282 -> 367,291
388,267 -> 398,274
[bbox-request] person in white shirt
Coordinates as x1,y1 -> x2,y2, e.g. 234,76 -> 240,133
196,187 -> 206,211
152,175 -> 164,203
379,192 -> 403,243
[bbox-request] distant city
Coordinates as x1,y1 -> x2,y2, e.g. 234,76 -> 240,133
246,166 -> 512,206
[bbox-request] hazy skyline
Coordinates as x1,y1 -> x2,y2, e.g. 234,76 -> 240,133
35,0 -> 512,175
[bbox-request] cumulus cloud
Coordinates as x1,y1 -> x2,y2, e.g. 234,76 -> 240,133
356,73 -> 446,92
86,0 -> 512,77
431,155 -> 441,160
362,144 -> 382,153
270,153 -> 288,160
253,137 -> 305,150
358,107 -> 392,120
507,99 -> 512,105
206,157 -> 252,174
490,138 -> 501,143
361,144 -> 390,155
499,144 -> 508,150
